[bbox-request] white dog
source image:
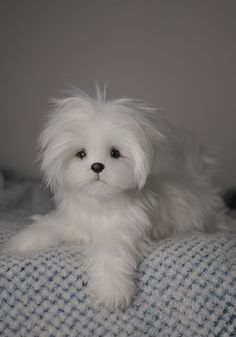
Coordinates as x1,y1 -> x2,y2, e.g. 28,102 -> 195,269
7,88 -> 229,308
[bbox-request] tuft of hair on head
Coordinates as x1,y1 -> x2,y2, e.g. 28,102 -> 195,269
47,83 -> 110,114
95,82 -> 109,106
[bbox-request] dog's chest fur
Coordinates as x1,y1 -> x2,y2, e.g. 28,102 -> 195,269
59,190 -> 153,242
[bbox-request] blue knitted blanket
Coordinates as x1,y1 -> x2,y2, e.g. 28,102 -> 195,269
0,171 -> 236,337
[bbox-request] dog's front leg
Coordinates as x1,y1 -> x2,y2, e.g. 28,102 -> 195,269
5,211 -> 65,255
86,236 -> 140,309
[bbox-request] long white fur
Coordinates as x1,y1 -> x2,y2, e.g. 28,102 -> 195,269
7,87 -> 230,308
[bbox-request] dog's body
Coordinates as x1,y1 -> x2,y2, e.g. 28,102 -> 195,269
7,89 -> 229,308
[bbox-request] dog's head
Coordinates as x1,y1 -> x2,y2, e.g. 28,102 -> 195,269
40,88 -> 164,199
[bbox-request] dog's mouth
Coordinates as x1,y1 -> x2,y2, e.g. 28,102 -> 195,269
93,174 -> 107,185
82,175 -> 113,196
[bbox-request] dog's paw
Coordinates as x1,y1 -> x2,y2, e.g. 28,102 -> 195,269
89,271 -> 136,309
5,227 -> 53,256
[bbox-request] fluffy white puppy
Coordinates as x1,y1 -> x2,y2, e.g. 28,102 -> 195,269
7,88 -> 229,308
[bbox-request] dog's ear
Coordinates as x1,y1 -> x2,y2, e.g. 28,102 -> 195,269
132,142 -> 152,190
114,99 -> 165,190
38,113 -> 72,192
38,93 -> 92,191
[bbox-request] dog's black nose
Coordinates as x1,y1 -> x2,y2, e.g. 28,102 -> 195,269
91,162 -> 105,174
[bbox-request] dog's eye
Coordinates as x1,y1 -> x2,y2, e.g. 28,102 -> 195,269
76,150 -> 86,159
111,148 -> 120,159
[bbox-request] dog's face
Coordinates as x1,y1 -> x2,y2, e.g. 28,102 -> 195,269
40,91 -> 163,198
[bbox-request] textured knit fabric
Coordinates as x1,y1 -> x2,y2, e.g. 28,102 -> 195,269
0,171 -> 236,337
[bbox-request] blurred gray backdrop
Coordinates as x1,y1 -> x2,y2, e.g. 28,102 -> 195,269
0,0 -> 235,187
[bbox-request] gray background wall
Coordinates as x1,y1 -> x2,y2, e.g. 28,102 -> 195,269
1,0 -> 235,187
